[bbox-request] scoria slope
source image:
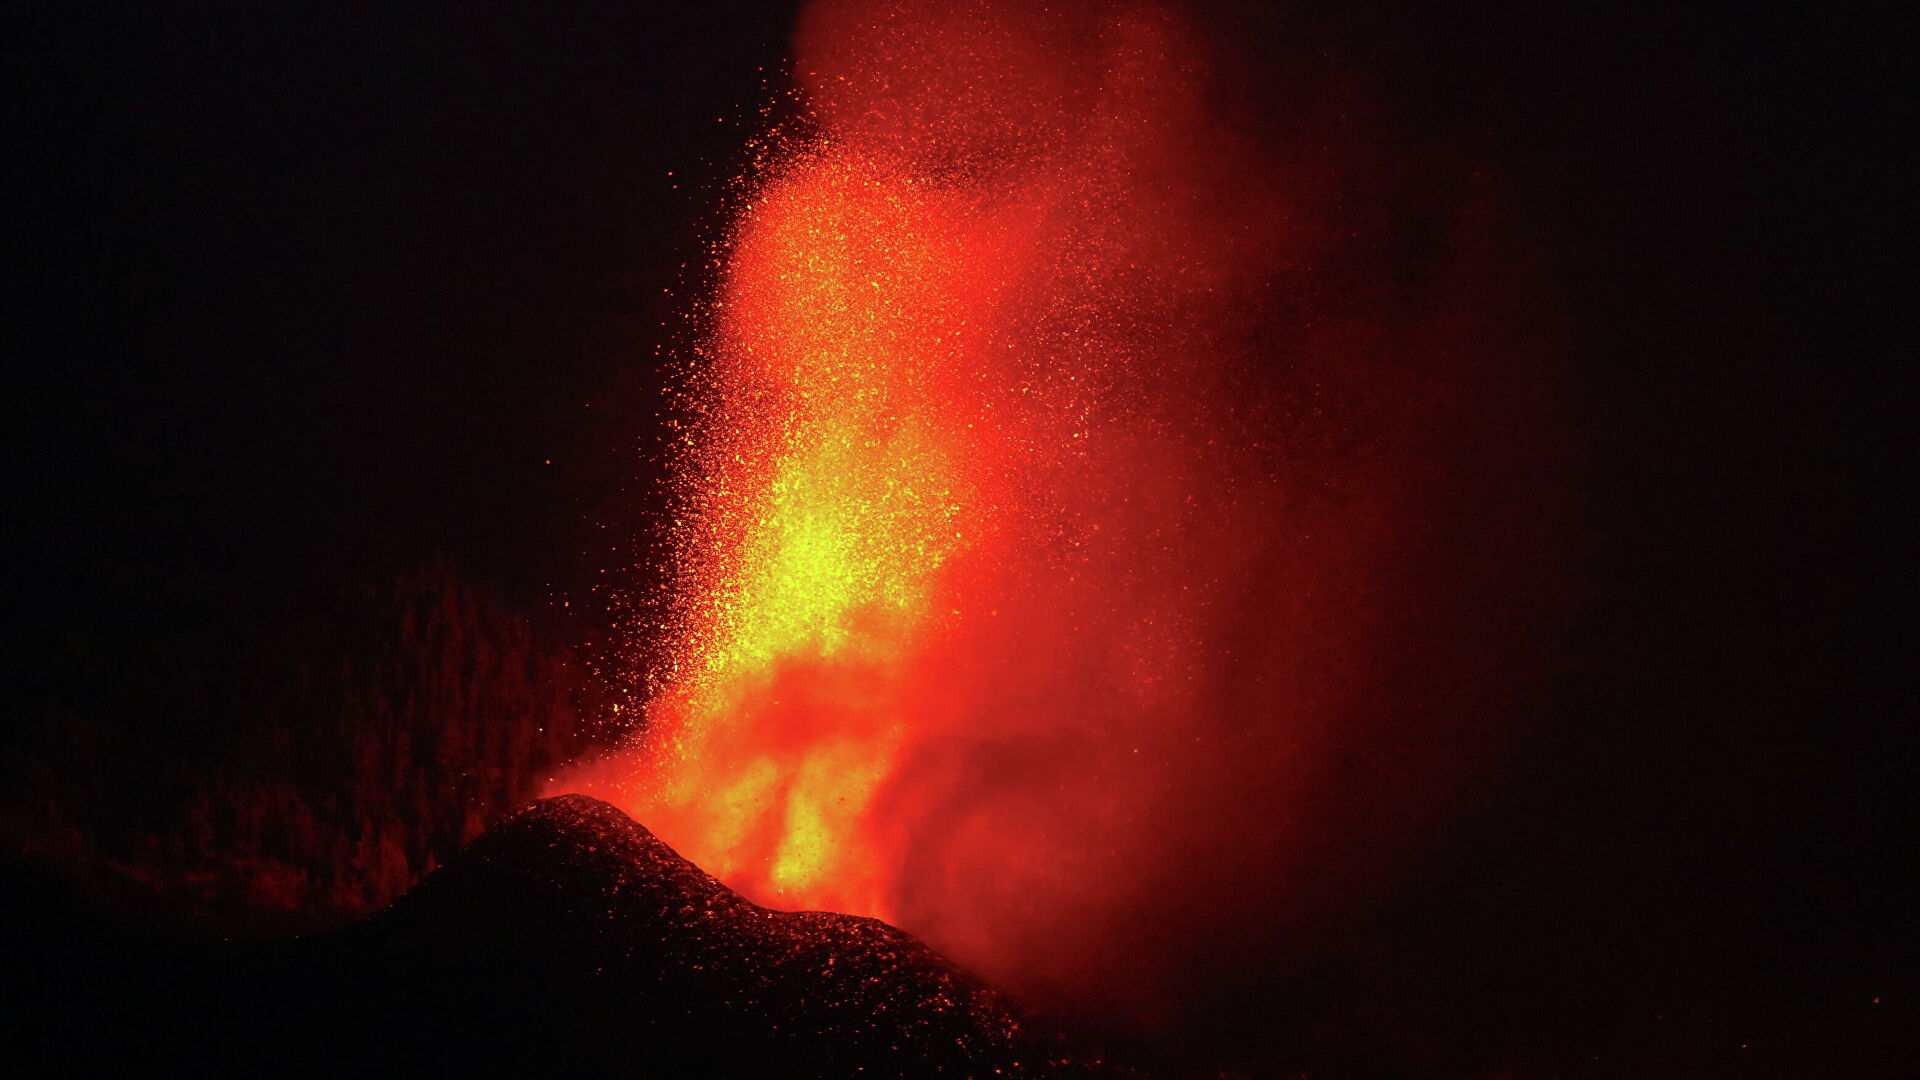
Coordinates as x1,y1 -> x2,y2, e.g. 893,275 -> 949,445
8,796 -> 1071,1078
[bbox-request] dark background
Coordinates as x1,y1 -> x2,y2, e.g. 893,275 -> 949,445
9,0 -> 1909,1074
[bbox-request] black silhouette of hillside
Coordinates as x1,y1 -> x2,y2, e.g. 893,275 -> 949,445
7,795 -> 1060,1078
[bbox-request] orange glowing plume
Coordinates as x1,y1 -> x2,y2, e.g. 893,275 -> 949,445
563,0 -> 1569,1023
578,0 -> 1269,925
639,151 -> 1011,913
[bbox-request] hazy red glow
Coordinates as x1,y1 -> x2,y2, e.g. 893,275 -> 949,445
564,0 -> 1568,1023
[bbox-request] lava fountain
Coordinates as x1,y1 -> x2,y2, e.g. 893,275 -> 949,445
564,0 -> 1572,1027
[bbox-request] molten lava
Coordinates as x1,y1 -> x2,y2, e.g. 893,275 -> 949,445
566,0 -> 1570,1024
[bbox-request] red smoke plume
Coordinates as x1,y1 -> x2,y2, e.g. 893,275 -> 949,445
564,0 -> 1570,1029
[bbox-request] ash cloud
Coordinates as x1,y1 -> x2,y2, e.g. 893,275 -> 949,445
571,0 -> 1575,1039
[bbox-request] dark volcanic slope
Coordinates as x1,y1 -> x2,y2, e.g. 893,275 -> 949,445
338,794 -> 1035,1075
10,796 -> 1049,1078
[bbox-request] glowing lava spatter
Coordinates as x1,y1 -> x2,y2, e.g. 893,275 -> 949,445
595,0 -> 1263,926
640,152 -> 1018,913
564,0 -> 1570,1021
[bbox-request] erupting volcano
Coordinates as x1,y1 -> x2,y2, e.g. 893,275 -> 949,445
13,0 -> 1902,1074
565,0 -> 1572,1025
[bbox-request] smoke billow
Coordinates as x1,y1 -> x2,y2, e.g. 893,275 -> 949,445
564,0 -> 1573,1034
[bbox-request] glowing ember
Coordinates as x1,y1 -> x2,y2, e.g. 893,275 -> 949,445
564,0 -> 1569,1022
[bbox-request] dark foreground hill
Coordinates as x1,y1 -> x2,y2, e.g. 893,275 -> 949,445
7,792 -> 1912,1077
7,795 -> 1055,1077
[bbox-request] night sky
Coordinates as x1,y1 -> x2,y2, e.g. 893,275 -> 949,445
11,1 -> 1909,1073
